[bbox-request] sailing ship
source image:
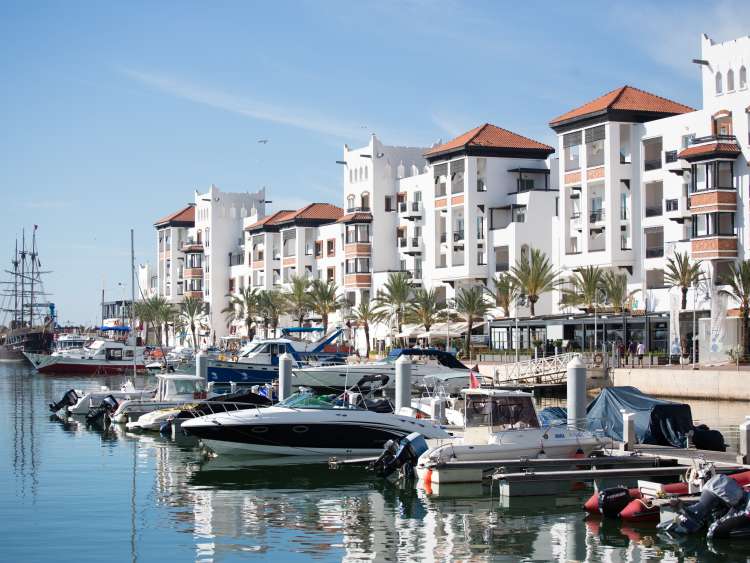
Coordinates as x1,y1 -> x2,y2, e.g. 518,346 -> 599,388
0,226 -> 55,361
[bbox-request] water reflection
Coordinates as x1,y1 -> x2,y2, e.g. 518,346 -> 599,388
5,364 -> 750,561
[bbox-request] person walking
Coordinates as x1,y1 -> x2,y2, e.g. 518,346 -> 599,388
636,341 -> 646,367
628,340 -> 637,367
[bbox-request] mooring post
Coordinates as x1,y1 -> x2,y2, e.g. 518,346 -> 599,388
278,353 -> 293,401
566,356 -> 586,430
395,355 -> 412,413
739,416 -> 750,465
622,411 -> 636,451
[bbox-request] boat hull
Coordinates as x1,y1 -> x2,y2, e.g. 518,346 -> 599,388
24,352 -> 145,375
206,361 -> 278,384
0,345 -> 25,362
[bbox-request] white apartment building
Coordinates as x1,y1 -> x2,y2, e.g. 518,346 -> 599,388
491,33 -> 750,358
154,185 -> 266,345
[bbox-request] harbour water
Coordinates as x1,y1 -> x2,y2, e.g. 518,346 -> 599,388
4,362 -> 750,562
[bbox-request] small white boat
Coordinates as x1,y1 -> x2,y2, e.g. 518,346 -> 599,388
25,339 -> 146,375
111,373 -> 207,423
61,380 -> 155,415
415,388 -> 602,484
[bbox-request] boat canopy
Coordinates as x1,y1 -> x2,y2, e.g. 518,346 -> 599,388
281,327 -> 325,334
386,348 -> 468,370
98,326 -> 130,332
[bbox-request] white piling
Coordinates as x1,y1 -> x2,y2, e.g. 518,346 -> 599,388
622,411 -> 636,451
566,356 -> 587,429
196,351 -> 208,381
279,353 -> 293,401
429,397 -> 446,424
739,416 -> 750,464
395,355 -> 412,412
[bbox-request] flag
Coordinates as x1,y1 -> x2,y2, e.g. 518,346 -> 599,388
469,370 -> 480,389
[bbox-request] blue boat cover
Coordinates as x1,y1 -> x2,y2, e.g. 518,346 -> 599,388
539,386 -> 695,448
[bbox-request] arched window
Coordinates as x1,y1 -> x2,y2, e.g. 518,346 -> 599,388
360,191 -> 370,211
346,194 -> 355,211
716,72 -> 723,94
364,166 -> 368,180
740,66 -> 747,89
349,169 -> 353,183
727,69 -> 735,91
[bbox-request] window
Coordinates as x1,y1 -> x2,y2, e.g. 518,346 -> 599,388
346,194 -> 355,211
349,170 -> 353,183
326,239 -> 336,256
585,125 -> 605,167
517,177 -> 535,191
681,134 -> 696,149
643,137 -> 662,171
385,195 -> 394,212
360,192 -> 370,211
364,166 -> 368,180
345,258 -> 370,274
563,131 -> 581,171
714,112 -> 732,136
716,72 -> 723,95
691,212 -> 735,237
741,66 -> 747,89
619,124 -> 631,163
714,261 -> 734,285
477,158 -> 487,192
450,159 -> 465,194
555,196 -> 559,217
691,161 -> 734,191
477,251 -> 486,266
205,227 -> 210,247
727,69 -> 735,91
434,163 -> 448,197
314,241 -> 322,258
476,216 -> 485,239
346,224 -> 370,244
327,267 -> 335,282
511,205 -> 526,223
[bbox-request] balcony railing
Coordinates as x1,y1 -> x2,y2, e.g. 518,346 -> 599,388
690,134 -> 737,145
644,158 -> 662,171
346,206 -> 371,213
398,201 -> 422,214
495,262 -> 509,272
645,205 -> 663,217
646,247 -> 664,258
665,150 -> 678,163
589,210 -> 605,223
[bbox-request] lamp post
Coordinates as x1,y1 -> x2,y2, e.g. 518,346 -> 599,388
692,280 -> 698,370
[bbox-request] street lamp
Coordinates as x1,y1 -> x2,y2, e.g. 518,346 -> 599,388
692,280 -> 698,370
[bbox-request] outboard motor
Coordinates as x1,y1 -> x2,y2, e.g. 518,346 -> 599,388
49,389 -> 79,413
369,432 -> 429,481
597,486 -> 633,518
659,474 -> 747,535
85,395 -> 119,427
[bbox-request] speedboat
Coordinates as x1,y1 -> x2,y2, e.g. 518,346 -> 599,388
206,327 -> 350,384
49,380 -> 155,415
414,388 -> 602,484
181,391 -> 452,457
110,373 -> 207,423
291,348 -> 471,391
51,333 -> 89,356
24,339 -> 146,375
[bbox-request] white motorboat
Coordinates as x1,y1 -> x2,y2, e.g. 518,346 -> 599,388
181,392 -> 452,457
49,380 -> 156,415
415,388 -> 602,484
292,348 -> 473,391
111,373 -> 207,423
24,339 -> 146,375
51,333 -> 89,356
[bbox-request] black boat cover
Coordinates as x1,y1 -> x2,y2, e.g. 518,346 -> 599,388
540,386 -> 699,448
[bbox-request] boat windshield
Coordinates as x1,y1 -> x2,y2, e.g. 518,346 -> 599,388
277,393 -> 339,409
464,396 -> 540,429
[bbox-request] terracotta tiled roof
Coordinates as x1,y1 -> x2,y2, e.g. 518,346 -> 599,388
154,204 -> 195,227
245,209 -> 295,231
246,203 -> 343,232
337,212 -> 373,224
549,85 -> 694,126
677,142 -> 742,160
424,123 -> 554,158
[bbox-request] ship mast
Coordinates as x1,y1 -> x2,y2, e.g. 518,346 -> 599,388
12,239 -> 19,327
19,229 -> 25,327
29,225 -> 37,325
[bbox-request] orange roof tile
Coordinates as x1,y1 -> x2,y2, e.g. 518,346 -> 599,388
154,204 -> 195,227
337,212 -> 373,224
245,203 -> 343,231
677,142 -> 742,160
424,123 -> 554,158
245,209 -> 295,231
550,85 -> 694,127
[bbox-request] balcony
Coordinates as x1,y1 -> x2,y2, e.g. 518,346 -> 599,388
398,201 -> 423,219
691,236 -> 738,260
398,237 -> 422,254
664,196 -> 691,222
344,273 -> 372,288
181,240 -> 204,253
183,267 -> 203,279
346,206 -> 371,213
690,189 -> 737,214
185,290 -> 203,299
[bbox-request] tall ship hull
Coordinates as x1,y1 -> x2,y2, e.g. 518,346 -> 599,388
0,327 -> 54,361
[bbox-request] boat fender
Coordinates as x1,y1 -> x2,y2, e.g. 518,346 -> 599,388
49,389 -> 79,413
584,488 -> 640,514
598,486 -> 633,518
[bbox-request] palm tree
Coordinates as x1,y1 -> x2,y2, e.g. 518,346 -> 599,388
374,271 -> 412,337
309,279 -> 344,333
600,271 -> 640,312
258,289 -> 287,338
178,295 -> 205,350
285,275 -> 311,327
486,273 -> 519,318
406,288 -> 447,337
135,295 -> 174,345
222,287 -> 260,340
349,300 -> 384,357
664,251 -> 703,310
720,260 -> 750,356
450,286 -> 490,357
133,299 -> 155,345
508,248 -> 558,316
559,265 -> 603,311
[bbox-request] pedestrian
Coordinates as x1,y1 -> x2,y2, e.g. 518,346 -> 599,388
617,341 -> 625,368
636,341 -> 645,367
628,340 -> 637,367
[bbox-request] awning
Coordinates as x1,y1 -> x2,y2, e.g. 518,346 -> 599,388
418,321 -> 469,338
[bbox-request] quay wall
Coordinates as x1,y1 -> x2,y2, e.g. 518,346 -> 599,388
613,368 -> 750,401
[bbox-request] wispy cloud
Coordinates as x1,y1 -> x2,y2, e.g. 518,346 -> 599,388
119,68 -> 362,139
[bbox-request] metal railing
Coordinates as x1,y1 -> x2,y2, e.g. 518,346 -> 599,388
589,209 -> 605,223
497,352 -> 582,386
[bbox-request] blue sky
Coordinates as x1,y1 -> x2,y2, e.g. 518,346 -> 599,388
1,1 -> 749,324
